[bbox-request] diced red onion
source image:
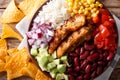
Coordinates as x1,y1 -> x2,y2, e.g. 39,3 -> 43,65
27,22 -> 54,48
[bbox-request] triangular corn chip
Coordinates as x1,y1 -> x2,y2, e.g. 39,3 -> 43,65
0,39 -> 7,50
0,60 -> 6,72
7,48 -> 18,56
20,62 -> 38,78
35,70 -> 51,80
5,48 -> 30,80
0,0 -> 25,23
0,39 -> 8,62
1,24 -> 23,41
18,0 -> 47,20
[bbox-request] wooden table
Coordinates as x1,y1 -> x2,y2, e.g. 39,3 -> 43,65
0,0 -> 120,80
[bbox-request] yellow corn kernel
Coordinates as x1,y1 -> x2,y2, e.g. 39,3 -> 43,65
71,12 -> 75,16
98,4 -> 103,8
68,7 -> 73,12
68,2 -> 73,7
81,0 -> 86,3
88,7 -> 92,11
80,6 -> 84,10
85,8 -> 89,11
78,9 -> 83,14
92,8 -> 97,12
84,10 -> 89,15
68,0 -> 73,2
96,10 -> 99,15
79,2 -> 82,6
90,4 -> 95,8
96,1 -> 100,5
87,0 -> 95,4
91,13 -> 97,17
91,9 -> 96,13
73,9 -> 78,14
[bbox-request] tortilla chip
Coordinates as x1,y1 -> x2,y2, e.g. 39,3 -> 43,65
1,24 -> 23,41
35,70 -> 51,80
0,60 -> 6,72
18,0 -> 47,20
18,0 -> 36,15
20,62 -> 38,78
0,39 -> 7,62
0,48 -> 7,62
0,39 -> 7,50
5,48 -> 30,80
0,0 -> 25,23
7,48 -> 18,56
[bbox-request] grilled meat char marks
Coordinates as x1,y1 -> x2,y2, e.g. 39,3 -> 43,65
57,25 -> 94,58
48,14 -> 86,54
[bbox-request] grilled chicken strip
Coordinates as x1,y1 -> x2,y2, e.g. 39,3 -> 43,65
48,14 -> 85,54
57,25 -> 94,58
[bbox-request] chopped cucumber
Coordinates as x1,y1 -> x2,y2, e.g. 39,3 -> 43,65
52,51 -> 57,59
36,55 -> 49,71
38,47 -> 48,56
56,73 -> 68,80
53,59 -> 60,65
60,56 -> 67,63
30,48 -> 38,56
50,68 -> 58,78
50,72 -> 56,78
48,56 -> 54,62
47,62 -> 57,71
57,64 -> 66,73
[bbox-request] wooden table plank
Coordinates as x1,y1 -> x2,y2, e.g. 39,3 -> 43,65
108,8 -> 120,18
0,0 -> 11,8
103,0 -> 120,8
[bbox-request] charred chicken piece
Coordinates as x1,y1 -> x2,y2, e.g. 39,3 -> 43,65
56,25 -> 94,58
48,14 -> 86,54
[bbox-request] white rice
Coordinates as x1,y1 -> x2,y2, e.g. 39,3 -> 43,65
34,0 -> 70,29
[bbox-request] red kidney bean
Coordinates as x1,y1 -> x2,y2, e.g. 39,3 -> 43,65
96,66 -> 102,75
68,75 -> 74,80
91,70 -> 96,78
99,54 -> 103,60
67,67 -> 73,73
74,66 -> 80,72
85,64 -> 91,73
80,47 -> 85,54
84,42 -> 95,50
107,52 -> 114,61
84,73 -> 90,80
74,57 -> 79,66
98,61 -> 103,66
81,60 -> 88,69
87,53 -> 99,62
91,63 -> 97,71
75,48 -> 80,54
70,52 -> 78,57
80,51 -> 89,60
90,50 -> 96,55
77,76 -> 83,80
103,51 -> 109,57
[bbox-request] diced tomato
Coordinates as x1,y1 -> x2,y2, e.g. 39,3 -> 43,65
100,27 -> 110,38
99,24 -> 105,31
99,9 -> 110,15
101,14 -> 109,23
97,41 -> 104,49
103,21 -> 113,28
94,33 -> 103,42
92,15 -> 100,24
109,18 -> 115,23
